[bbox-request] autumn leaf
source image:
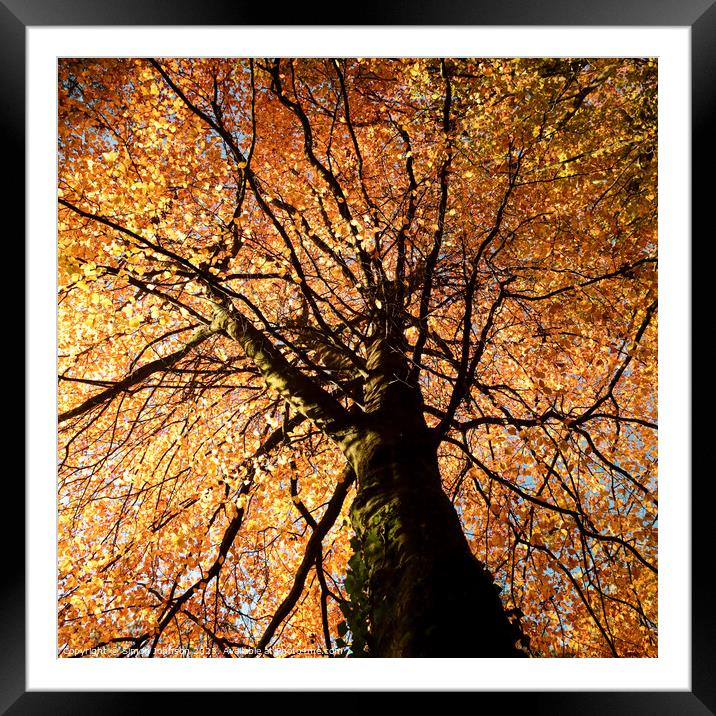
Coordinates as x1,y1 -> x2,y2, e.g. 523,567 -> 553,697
57,57 -> 657,660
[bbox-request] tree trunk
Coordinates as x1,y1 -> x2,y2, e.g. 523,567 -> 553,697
344,422 -> 525,657
340,335 -> 526,657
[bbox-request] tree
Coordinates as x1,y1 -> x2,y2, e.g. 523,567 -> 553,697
57,57 -> 658,658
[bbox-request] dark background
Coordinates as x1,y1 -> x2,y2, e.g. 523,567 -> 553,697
5,0 -> 710,712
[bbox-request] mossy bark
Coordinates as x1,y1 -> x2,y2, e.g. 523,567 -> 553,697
344,424 -> 525,657
341,335 -> 526,657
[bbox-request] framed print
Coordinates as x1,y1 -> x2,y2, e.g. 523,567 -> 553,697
9,0 -> 710,713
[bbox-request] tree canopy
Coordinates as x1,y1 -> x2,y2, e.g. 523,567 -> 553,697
58,57 -> 657,658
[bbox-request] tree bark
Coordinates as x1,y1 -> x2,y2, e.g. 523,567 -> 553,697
341,335 -> 526,657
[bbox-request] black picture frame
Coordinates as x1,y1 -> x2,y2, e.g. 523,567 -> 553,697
7,1 -> 709,713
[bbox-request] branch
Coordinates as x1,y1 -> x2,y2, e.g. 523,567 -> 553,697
207,295 -> 353,441
255,465 -> 355,652
409,60 -> 453,383
59,325 -> 217,424
505,257 -> 656,302
267,60 -> 375,292
449,435 -> 657,574
435,285 -> 509,437
130,415 -> 303,656
577,299 -> 657,423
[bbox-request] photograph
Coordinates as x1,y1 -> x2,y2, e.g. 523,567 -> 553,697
56,56 -> 658,660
